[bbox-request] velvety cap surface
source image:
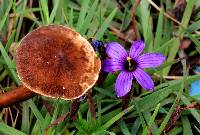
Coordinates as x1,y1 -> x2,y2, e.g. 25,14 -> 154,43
16,25 -> 101,100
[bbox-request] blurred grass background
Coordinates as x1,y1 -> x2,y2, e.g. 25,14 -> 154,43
0,0 -> 200,134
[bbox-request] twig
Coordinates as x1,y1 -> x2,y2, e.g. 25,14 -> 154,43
164,102 -> 200,133
109,26 -> 133,43
147,0 -> 181,25
147,0 -> 200,35
131,0 -> 141,40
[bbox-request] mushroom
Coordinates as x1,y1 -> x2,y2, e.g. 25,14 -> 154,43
0,25 -> 101,107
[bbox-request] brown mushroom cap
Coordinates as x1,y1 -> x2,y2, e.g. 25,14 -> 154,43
16,25 -> 101,100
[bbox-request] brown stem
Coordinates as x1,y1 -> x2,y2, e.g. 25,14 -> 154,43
121,93 -> 130,110
0,85 -> 35,108
87,92 -> 96,118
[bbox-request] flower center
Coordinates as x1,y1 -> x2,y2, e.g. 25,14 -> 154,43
124,56 -> 137,71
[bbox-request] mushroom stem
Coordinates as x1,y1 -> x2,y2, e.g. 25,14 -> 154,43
0,86 -> 35,108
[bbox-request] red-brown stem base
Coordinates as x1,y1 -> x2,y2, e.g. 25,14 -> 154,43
121,93 -> 130,110
0,85 -> 35,108
87,92 -> 96,118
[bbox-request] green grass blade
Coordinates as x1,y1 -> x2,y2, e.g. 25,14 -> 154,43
101,105 -> 134,130
154,8 -> 164,49
177,0 -> 196,37
155,100 -> 177,135
21,102 -> 30,134
49,0 -> 60,23
0,0 -> 13,31
69,7 -> 74,27
163,0 -> 196,75
0,42 -> 20,84
181,116 -> 193,135
0,122 -> 26,135
40,0 -> 50,24
162,38 -> 180,75
156,53 -> 187,134
94,87 -> 115,98
142,103 -> 160,135
15,0 -> 27,42
136,87 -> 173,112
27,100 -> 45,129
155,38 -> 176,53
131,117 -> 141,135
120,120 -> 131,135
187,33 -> 200,53
137,0 -> 152,46
80,0 -> 99,35
186,19 -> 200,32
76,0 -> 90,31
95,8 -> 117,39
5,30 -> 16,52
194,125 -> 200,133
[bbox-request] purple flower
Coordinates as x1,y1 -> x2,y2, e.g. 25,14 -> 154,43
103,40 -> 166,97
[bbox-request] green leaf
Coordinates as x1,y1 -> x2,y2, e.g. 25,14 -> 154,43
131,117 -> 141,135
137,0 -> 153,47
101,105 -> 134,130
154,8 -> 164,49
194,125 -> 200,133
136,88 -> 173,112
15,0 -> 28,42
94,87 -> 115,98
80,0 -> 99,35
40,0 -> 50,24
0,41 -> 20,84
76,0 -> 90,31
21,102 -> 30,134
27,100 -> 45,129
177,0 -> 196,38
181,116 -> 193,135
155,100 -> 177,135
162,38 -> 180,75
120,120 -> 131,135
142,103 -> 160,135
0,0 -> 13,31
187,33 -> 200,53
5,30 -> 16,52
49,0 -> 60,23
95,8 -> 117,39
155,38 -> 176,53
0,122 -> 26,135
186,19 -> 200,32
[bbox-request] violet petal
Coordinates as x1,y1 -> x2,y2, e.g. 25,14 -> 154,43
106,42 -> 128,62
138,53 -> 166,68
132,68 -> 154,91
129,40 -> 145,59
115,71 -> 133,97
103,59 -> 124,72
